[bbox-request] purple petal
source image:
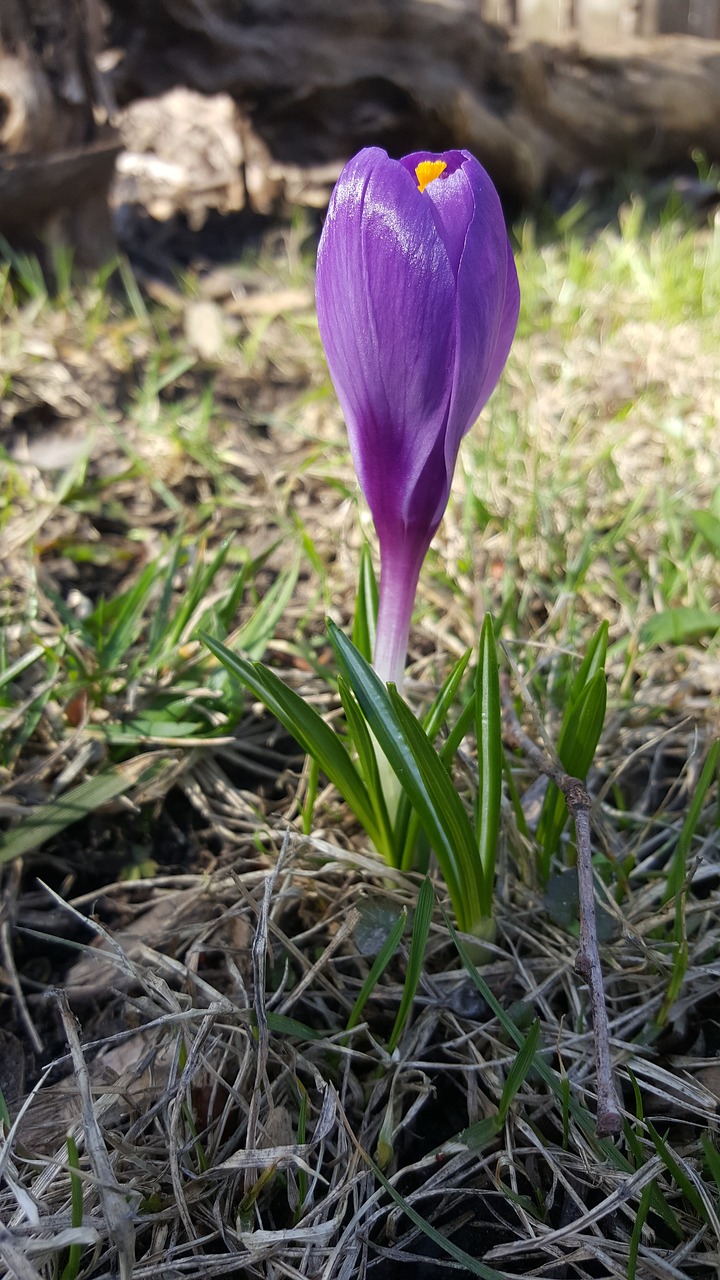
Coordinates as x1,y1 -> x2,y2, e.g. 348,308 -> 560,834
400,150 -> 472,276
316,148 -> 457,545
417,154 -> 518,492
399,149 -> 519,523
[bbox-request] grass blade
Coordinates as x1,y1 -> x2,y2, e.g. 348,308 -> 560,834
60,1134 -> 84,1280
165,535 -> 233,649
352,541 -> 379,662
362,1152 -> 508,1280
646,1122 -> 715,1227
476,615 -> 502,912
0,761 -> 160,862
392,646 -> 473,869
701,1134 -> 720,1193
567,618 -> 608,710
627,1180 -> 653,1280
497,1020 -> 540,1123
300,754 -> 320,836
537,623 -> 609,873
449,911 -> 683,1236
237,559 -> 300,659
93,561 -> 158,671
146,535 -> 185,657
389,690 -> 483,925
387,877 -> 434,1053
337,675 -> 396,862
201,633 -> 384,851
421,647 -> 472,740
539,669 -> 607,877
440,690 -> 475,766
345,909 -> 407,1033
663,738 -> 719,902
0,645 -> 45,694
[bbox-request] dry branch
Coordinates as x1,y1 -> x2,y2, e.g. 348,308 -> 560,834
501,679 -> 623,1137
0,0 -> 117,257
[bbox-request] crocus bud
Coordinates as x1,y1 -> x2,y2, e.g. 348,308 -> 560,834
316,147 -> 519,688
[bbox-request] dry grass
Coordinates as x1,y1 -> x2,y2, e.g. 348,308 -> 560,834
4,834 -> 720,1279
1,198 -> 720,1278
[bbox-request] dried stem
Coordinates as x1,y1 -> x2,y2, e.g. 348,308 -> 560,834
55,989 -> 137,1279
1,862 -> 44,1055
501,679 -> 623,1137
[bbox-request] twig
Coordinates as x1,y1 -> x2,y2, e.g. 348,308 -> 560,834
0,862 -> 44,1055
244,830 -> 291,1194
501,679 -> 623,1137
55,990 -> 137,1280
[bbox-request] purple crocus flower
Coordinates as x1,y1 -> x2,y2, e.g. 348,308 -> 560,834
316,147 -> 519,688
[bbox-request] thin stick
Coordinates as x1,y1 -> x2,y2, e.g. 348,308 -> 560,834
501,680 -> 623,1137
1,861 -> 44,1055
55,989 -> 137,1279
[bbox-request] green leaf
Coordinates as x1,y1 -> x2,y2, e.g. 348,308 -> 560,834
0,762 -> 160,862
691,508 -> 720,556
539,670 -> 607,875
164,536 -> 233,650
364,1155 -> 508,1280
440,691 -> 475,765
60,1133 -> 84,1280
623,1125 -> 682,1237
337,676 -> 395,863
664,739 -> 719,901
391,692 -> 482,919
243,1008 -> 328,1041
200,633 -> 382,849
147,535 -> 185,657
476,615 -> 502,912
536,622 -> 609,872
640,607 -> 720,647
647,1122 -> 710,1224
327,620 -> 482,929
237,560 -> 300,660
445,1115 -> 503,1153
93,561 -> 159,671
565,619 -> 608,720
352,541 -> 379,662
300,754 -> 320,837
101,718 -> 219,743
387,878 -> 434,1053
391,643 -> 471,866
264,1011 -> 326,1041
421,648 -> 472,741
497,1020 -> 540,1123
627,1181 -> 653,1280
701,1134 -> 720,1194
0,644 -> 45,694
391,642 -> 472,874
560,669 -> 608,781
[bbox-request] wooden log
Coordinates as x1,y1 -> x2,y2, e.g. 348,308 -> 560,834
0,0 -> 117,261
106,0 -> 720,201
0,140 -> 121,230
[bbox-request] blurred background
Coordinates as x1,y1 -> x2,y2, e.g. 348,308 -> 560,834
2,0 -> 720,271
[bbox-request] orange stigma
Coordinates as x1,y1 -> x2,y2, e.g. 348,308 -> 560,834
415,159 -> 447,193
